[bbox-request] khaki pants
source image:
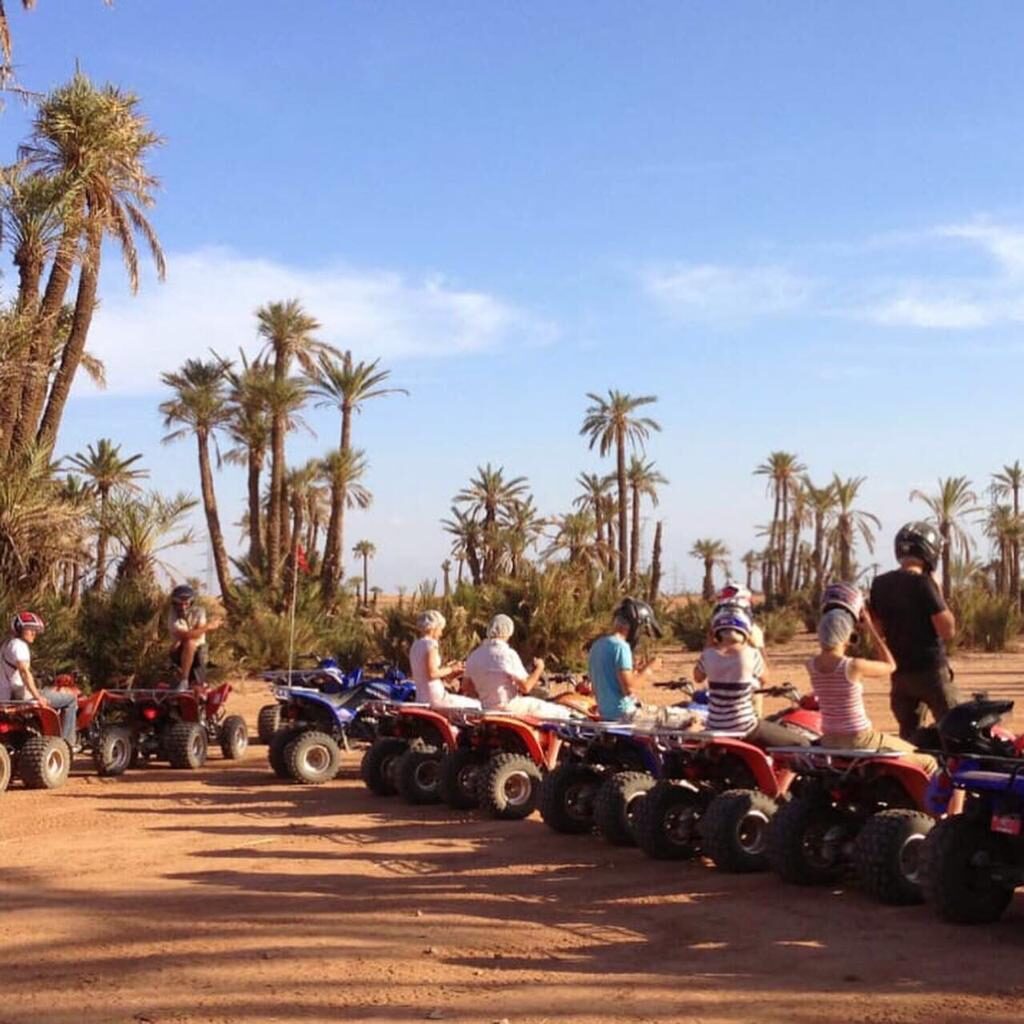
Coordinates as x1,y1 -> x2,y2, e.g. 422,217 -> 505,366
821,729 -> 937,775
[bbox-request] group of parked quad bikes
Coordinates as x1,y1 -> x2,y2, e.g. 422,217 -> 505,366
260,656 -> 1024,927
0,676 -> 248,791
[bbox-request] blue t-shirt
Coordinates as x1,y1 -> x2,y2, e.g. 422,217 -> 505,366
588,634 -> 634,720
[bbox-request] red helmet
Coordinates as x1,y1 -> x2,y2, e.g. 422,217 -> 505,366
821,582 -> 864,622
13,611 -> 45,635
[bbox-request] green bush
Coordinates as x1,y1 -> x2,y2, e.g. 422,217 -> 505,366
952,589 -> 1022,653
669,600 -> 713,652
760,607 -> 802,645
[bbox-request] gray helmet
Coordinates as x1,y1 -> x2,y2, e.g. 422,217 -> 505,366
614,597 -> 663,648
171,584 -> 195,604
895,521 -> 943,571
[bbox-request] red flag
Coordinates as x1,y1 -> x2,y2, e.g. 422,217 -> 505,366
296,544 -> 311,574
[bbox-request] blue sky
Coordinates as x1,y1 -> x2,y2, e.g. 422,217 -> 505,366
1,2 -> 1022,591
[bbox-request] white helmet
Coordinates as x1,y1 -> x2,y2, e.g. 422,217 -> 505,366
821,581 -> 864,622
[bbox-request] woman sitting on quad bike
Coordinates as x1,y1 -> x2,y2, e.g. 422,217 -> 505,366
409,610 -> 481,710
693,607 -> 811,748
463,614 -> 580,721
807,583 -> 936,774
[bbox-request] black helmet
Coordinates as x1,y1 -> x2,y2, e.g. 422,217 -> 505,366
894,521 -> 943,571
937,696 -> 1016,757
171,584 -> 195,604
613,597 -> 663,647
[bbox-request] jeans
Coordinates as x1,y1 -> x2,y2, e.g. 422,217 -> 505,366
890,665 -> 960,741
41,687 -> 77,744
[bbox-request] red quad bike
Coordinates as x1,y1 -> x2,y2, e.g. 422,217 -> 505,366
765,745 -> 938,904
0,700 -> 72,791
103,683 -> 248,770
633,685 -> 822,869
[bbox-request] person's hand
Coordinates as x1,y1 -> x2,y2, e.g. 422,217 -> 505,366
533,657 -> 545,674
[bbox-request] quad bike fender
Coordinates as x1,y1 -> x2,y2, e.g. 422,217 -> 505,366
868,758 -> 933,809
204,683 -> 232,716
481,715 -> 549,765
704,737 -> 783,798
0,702 -> 63,738
397,706 -> 457,747
76,690 -> 107,730
284,690 -> 352,728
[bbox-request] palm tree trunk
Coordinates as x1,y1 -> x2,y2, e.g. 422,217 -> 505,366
648,520 -> 663,603
941,521 -> 951,600
247,453 -> 264,569
36,217 -> 103,454
703,559 -> 714,602
92,487 -> 110,592
779,483 -> 789,598
197,430 -> 237,614
629,482 -> 641,588
362,553 -> 369,605
616,428 -> 628,585
786,512 -> 800,595
1014,485 -> 1021,610
320,497 -> 340,603
0,252 -> 44,459
267,411 -> 285,588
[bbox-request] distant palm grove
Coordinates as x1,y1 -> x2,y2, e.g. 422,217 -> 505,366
0,56 -> 1020,683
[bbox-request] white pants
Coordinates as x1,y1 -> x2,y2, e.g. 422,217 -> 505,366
431,691 -> 482,711
502,695 -> 575,720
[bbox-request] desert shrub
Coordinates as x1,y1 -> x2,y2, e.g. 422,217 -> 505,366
952,589 -> 1021,653
76,583 -> 167,686
760,607 -> 802,645
669,600 -> 713,652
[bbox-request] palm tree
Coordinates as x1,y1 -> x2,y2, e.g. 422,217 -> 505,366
754,451 -> 806,599
984,505 -> 1019,595
626,456 -> 668,588
993,460 -> 1024,607
803,477 -> 837,604
501,496 -> 546,578
441,559 -> 452,597
352,539 -> 376,605
580,390 -> 661,584
546,511 -> 603,569
255,299 -> 331,588
573,471 -> 614,554
20,72 -> 166,454
108,490 -> 197,588
741,550 -> 760,591
690,538 -> 730,602
65,438 -> 148,592
159,359 -> 236,613
58,472 -> 94,604
455,463 -> 530,583
831,474 -> 880,581
442,507 -> 483,586
318,447 -> 371,603
283,458 -> 321,591
910,476 -> 979,599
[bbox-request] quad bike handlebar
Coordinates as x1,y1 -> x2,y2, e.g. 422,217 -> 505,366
653,679 -> 695,694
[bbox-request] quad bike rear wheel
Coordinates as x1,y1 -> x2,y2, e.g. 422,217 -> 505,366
268,726 -> 304,778
853,808 -> 934,905
701,788 -> 778,873
283,730 -> 342,785
360,738 -> 408,796
256,704 -> 281,745
539,763 -> 601,834
19,735 -> 71,789
768,795 -> 853,885
594,771 -> 654,846
479,752 -> 542,820
633,781 -> 703,860
219,714 -> 249,760
93,725 -> 133,777
397,745 -> 443,804
166,721 -> 209,769
922,814 -> 1016,924
0,743 -> 11,792
439,749 -> 486,810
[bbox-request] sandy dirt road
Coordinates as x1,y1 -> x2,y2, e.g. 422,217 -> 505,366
2,639 -> 1024,1024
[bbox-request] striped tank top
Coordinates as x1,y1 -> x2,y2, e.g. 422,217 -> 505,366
697,646 -> 763,733
807,656 -> 871,735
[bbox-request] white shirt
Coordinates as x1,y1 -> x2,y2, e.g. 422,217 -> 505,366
465,639 -> 528,710
409,636 -> 445,703
0,638 -> 31,700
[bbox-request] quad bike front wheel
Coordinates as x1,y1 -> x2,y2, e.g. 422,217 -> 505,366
397,745 -> 444,805
701,788 -> 778,873
539,763 -> 601,834
0,743 -> 11,792
479,752 -> 542,820
594,771 -> 655,846
93,725 -> 133,777
633,781 -> 703,860
256,704 -> 282,745
853,808 -> 934,905
166,722 -> 209,770
283,730 -> 342,785
360,738 -> 407,796
922,814 -> 1016,924
768,796 -> 854,885
19,735 -> 71,789
219,714 -> 249,760
268,727 -> 304,779
439,749 -> 486,810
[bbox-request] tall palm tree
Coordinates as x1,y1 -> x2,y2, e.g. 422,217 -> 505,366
352,539 -> 376,605
159,359 -> 236,613
690,538 -> 730,602
803,477 -> 837,604
993,460 -> 1024,607
255,299 -> 330,588
318,447 -> 371,603
831,474 -> 880,581
19,72 -> 166,454
455,463 -> 530,583
753,451 -> 806,599
626,457 -> 668,588
580,390 -> 661,584
910,476 -> 979,599
441,506 -> 483,586
65,438 -> 147,591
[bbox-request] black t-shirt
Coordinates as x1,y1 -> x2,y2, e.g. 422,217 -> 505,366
869,569 -> 948,671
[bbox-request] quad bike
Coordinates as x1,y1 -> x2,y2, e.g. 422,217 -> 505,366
74,686 -> 137,776
922,695 -> 1024,924
538,680 -> 708,843
103,683 -> 248,770
765,744 -> 939,903
632,684 -> 822,867
0,700 -> 72,790
267,672 -> 416,784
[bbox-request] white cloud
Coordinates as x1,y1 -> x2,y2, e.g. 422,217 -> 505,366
641,263 -> 811,322
85,247 -> 556,394
866,293 -> 994,329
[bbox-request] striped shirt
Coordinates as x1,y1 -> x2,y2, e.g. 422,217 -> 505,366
696,646 -> 764,733
806,656 -> 872,735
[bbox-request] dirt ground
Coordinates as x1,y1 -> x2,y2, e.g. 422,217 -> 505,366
3,637 -> 1024,1024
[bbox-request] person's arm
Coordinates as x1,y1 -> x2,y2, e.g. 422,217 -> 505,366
20,660 -> 45,703
517,657 -> 545,694
618,656 -> 663,697
693,653 -> 707,684
427,644 -> 462,682
851,608 -> 896,679
921,576 -> 956,643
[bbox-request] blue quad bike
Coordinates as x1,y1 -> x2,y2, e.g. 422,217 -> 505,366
538,680 -> 709,844
922,695 -> 1024,924
266,668 -> 415,785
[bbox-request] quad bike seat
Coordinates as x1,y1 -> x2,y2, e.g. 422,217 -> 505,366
955,768 -> 1024,797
